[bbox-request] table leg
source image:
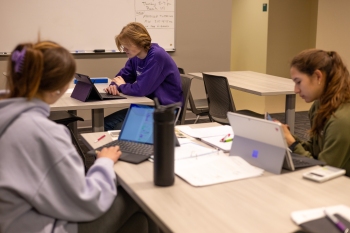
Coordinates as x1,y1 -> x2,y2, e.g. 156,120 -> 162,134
285,94 -> 296,134
92,109 -> 104,132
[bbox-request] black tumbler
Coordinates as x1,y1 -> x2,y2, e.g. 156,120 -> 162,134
153,98 -> 181,186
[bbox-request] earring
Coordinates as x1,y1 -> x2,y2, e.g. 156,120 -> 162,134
56,90 -> 61,94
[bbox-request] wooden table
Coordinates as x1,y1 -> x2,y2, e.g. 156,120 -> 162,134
189,71 -> 296,133
81,123 -> 350,232
50,84 -> 153,132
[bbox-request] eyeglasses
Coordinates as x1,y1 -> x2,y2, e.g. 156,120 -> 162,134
120,45 -> 129,52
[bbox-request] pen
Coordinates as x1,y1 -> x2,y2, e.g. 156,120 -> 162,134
0,52 -> 9,55
94,134 -> 106,143
223,138 -> 233,142
220,133 -> 231,142
324,210 -> 349,233
75,50 -> 86,53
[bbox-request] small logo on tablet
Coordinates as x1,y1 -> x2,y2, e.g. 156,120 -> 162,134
252,150 -> 259,158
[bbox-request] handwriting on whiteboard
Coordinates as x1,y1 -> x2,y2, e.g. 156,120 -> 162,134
135,0 -> 175,29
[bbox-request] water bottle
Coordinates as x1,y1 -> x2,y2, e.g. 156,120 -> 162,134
153,98 -> 181,186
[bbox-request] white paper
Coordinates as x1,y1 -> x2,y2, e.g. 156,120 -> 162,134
108,130 -> 120,141
65,88 -> 74,94
176,125 -> 233,138
200,135 -> 232,152
291,205 -> 350,225
175,142 -> 218,160
175,155 -> 264,186
177,138 -> 193,145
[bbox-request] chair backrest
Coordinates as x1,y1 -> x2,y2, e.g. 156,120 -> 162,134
177,67 -> 206,114
178,74 -> 193,124
187,89 -> 197,113
202,73 -> 236,124
178,67 -> 185,74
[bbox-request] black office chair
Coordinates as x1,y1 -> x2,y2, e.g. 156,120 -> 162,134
48,111 -> 87,170
187,91 -> 209,124
178,74 -> 193,125
202,73 -> 263,124
178,67 -> 209,124
178,67 -> 185,75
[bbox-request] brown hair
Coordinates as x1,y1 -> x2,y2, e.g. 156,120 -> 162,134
5,41 -> 76,99
291,49 -> 350,135
115,22 -> 152,52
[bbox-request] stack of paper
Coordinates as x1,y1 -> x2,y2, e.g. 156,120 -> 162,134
175,154 -> 264,186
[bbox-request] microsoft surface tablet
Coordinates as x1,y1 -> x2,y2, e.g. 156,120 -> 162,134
228,112 -> 325,174
227,112 -> 287,174
71,73 -> 126,102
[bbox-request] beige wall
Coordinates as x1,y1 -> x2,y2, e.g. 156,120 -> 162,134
231,0 -> 269,73
316,0 -> 350,66
266,0 -> 318,78
265,0 -> 317,113
231,0 -> 317,114
0,0 -> 232,123
230,0 -> 269,113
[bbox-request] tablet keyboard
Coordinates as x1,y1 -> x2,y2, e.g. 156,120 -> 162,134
292,157 -> 312,168
94,140 -> 153,156
291,153 -> 326,168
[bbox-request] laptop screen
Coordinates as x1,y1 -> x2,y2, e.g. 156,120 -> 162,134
118,104 -> 181,145
119,104 -> 155,144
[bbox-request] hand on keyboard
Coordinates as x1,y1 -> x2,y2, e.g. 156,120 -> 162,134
96,146 -> 122,163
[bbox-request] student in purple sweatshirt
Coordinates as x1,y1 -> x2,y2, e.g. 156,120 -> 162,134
104,22 -> 183,130
0,41 -> 159,233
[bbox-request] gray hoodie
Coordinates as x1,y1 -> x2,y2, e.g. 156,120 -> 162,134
0,97 -> 116,233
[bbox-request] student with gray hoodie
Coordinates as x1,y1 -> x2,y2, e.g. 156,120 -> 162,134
0,41 -> 158,233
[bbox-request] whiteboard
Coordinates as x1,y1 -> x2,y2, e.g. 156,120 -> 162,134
0,0 -> 175,53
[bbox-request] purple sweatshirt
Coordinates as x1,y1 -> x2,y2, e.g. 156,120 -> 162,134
116,43 -> 183,106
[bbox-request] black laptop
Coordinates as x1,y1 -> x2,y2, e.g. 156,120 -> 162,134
87,104 -> 180,164
71,73 -> 126,102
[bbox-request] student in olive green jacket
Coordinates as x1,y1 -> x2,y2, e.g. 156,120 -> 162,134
282,49 -> 350,176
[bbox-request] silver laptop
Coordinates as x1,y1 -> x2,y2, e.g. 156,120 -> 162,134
227,112 -> 324,174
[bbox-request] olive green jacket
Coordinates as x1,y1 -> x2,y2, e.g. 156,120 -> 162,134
293,101 -> 350,176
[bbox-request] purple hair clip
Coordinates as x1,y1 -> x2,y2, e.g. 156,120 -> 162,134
11,49 -> 26,74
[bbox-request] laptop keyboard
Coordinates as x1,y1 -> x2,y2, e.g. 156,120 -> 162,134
94,140 -> 153,156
